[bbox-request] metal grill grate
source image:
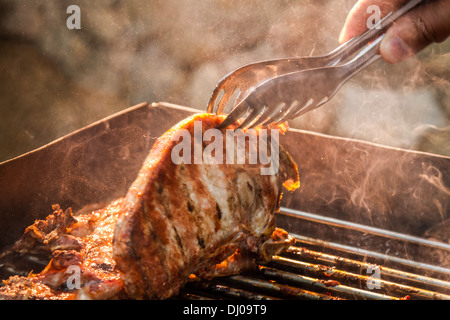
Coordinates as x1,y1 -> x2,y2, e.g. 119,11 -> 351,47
179,208 -> 450,300
1,207 -> 449,300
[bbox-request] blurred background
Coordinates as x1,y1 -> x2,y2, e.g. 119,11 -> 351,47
0,0 -> 449,162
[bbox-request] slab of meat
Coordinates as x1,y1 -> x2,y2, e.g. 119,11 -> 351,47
0,113 -> 299,299
113,113 -> 299,299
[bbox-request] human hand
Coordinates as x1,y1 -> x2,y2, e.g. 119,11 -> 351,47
339,0 -> 450,63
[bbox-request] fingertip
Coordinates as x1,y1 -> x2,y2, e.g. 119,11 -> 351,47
339,0 -> 381,44
339,24 -> 355,44
338,27 -> 347,44
380,32 -> 414,64
339,23 -> 366,44
339,17 -> 363,44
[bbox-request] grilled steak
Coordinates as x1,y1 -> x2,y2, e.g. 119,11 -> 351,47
0,113 -> 299,299
113,113 -> 299,299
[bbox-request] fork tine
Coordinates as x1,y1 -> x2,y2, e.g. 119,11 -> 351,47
275,98 -> 315,124
248,102 -> 285,128
207,88 -> 223,113
272,100 -> 300,124
247,105 -> 275,128
217,88 -> 241,115
216,101 -> 251,130
236,106 -> 265,130
290,98 -> 319,119
215,89 -> 231,114
265,103 -> 291,125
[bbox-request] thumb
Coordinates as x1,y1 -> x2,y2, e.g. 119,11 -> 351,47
380,0 -> 450,64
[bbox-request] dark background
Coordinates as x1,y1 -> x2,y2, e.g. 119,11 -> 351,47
1,0 -> 449,162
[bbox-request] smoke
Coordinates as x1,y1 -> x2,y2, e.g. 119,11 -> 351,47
341,144 -> 450,232
417,164 -> 450,225
333,84 -> 447,150
281,125 -> 450,242
418,165 -> 450,198
1,0 -> 449,162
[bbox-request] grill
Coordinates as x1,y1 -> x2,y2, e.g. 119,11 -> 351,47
180,208 -> 450,300
0,102 -> 449,300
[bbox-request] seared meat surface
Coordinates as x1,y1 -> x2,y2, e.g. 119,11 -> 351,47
0,113 -> 299,299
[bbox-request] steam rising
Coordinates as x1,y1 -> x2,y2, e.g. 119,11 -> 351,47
1,0 -> 449,162
419,165 -> 450,198
281,127 -> 450,242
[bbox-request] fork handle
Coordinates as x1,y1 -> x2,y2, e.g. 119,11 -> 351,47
325,0 -> 428,66
339,35 -> 384,83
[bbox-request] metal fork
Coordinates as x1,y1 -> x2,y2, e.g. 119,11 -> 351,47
209,0 -> 426,129
218,35 -> 384,130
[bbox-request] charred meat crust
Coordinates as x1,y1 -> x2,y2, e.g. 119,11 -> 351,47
1,200 -> 126,300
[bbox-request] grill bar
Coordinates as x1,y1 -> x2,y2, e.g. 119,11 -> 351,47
257,266 -> 399,300
280,207 -> 450,252
182,275 -> 339,300
2,210 -> 449,300
180,208 -> 450,300
180,280 -> 278,300
226,275 -> 342,300
272,252 -> 450,300
182,239 -> 450,300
